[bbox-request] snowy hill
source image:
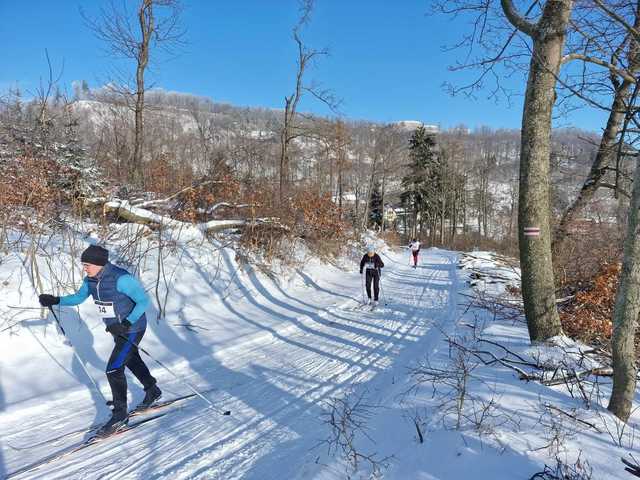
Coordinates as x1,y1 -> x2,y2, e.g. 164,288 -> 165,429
1,231 -> 638,479
394,120 -> 439,133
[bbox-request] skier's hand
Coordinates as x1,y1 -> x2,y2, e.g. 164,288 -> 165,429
39,294 -> 60,307
359,270 -> 363,275
106,320 -> 132,336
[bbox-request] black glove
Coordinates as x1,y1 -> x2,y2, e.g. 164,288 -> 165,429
359,270 -> 363,274
106,320 -> 132,336
39,294 -> 60,307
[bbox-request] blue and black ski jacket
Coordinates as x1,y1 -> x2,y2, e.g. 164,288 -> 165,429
59,262 -> 149,332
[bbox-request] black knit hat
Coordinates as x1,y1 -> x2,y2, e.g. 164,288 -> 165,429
80,245 -> 109,266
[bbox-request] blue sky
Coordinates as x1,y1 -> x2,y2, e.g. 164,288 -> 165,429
0,0 -> 607,132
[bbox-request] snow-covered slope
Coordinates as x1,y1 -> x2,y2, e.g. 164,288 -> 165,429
1,238 -> 638,479
0,234 -> 458,479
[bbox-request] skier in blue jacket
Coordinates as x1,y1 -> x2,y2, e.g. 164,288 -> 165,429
39,245 -> 161,435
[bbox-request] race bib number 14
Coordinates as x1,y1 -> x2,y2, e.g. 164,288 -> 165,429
95,300 -> 116,319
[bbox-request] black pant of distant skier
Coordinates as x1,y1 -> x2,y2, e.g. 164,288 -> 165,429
360,250 -> 384,305
365,269 -> 380,302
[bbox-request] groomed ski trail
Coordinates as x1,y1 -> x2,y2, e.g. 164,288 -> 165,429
3,248 -> 460,480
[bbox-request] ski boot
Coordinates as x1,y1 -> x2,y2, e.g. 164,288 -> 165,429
96,410 -> 128,437
137,385 -> 162,410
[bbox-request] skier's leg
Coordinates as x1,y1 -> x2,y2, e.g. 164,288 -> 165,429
373,273 -> 380,301
127,347 -> 157,390
365,270 -> 373,300
124,328 -> 157,390
106,330 -> 144,415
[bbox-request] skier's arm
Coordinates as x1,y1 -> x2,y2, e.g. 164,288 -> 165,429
359,255 -> 366,273
59,278 -> 90,306
116,275 -> 149,323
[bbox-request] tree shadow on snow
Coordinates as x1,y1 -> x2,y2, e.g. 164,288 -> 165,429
0,365 -> 6,479
105,245 -> 460,479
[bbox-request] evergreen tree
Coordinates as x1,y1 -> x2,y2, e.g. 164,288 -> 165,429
369,180 -> 383,228
401,126 -> 440,235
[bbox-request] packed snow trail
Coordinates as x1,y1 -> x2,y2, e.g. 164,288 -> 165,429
0,247 -> 459,479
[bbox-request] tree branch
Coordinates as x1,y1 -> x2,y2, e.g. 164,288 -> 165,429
561,53 -> 636,83
593,0 -> 640,43
500,0 -> 537,37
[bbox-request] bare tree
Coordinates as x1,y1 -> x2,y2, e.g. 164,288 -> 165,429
85,0 -> 184,185
608,141 -> 640,421
499,0 -> 574,342
279,0 -> 338,202
554,2 -> 640,255
433,0 -> 566,339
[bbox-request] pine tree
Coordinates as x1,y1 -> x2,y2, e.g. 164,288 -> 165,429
369,180 -> 383,228
401,126 -> 440,236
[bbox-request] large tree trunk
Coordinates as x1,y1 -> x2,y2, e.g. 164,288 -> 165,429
608,153 -> 640,422
506,0 -> 572,342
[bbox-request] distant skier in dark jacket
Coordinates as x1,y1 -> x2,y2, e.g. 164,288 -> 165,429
39,245 -> 161,435
359,245 -> 384,306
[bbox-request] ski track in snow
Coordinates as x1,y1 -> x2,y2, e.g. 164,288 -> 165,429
1,248 -> 459,479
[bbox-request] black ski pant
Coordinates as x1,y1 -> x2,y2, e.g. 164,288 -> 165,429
365,268 -> 380,301
106,327 -> 156,415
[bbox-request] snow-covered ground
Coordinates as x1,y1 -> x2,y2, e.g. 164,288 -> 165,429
0,234 -> 638,479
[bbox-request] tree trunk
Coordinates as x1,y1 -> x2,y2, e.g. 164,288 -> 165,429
381,167 -> 387,231
482,175 -> 489,237
132,0 -> 153,185
451,183 -> 458,243
462,184 -> 468,235
280,98 -> 292,203
440,199 -> 445,244
608,157 -> 640,422
508,0 -> 571,342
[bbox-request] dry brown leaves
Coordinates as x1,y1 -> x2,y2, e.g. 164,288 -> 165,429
0,155 -> 63,224
559,263 -> 620,344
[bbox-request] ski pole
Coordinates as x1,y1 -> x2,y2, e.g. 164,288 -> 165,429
48,306 -> 108,404
379,275 -> 388,306
116,333 -> 231,416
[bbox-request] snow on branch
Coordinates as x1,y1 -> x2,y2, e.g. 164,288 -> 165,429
560,53 -> 636,83
103,199 -> 269,233
131,180 -> 226,209
206,202 -> 254,214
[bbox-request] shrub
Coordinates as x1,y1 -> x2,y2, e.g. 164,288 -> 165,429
559,263 -> 619,345
0,155 -> 63,226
